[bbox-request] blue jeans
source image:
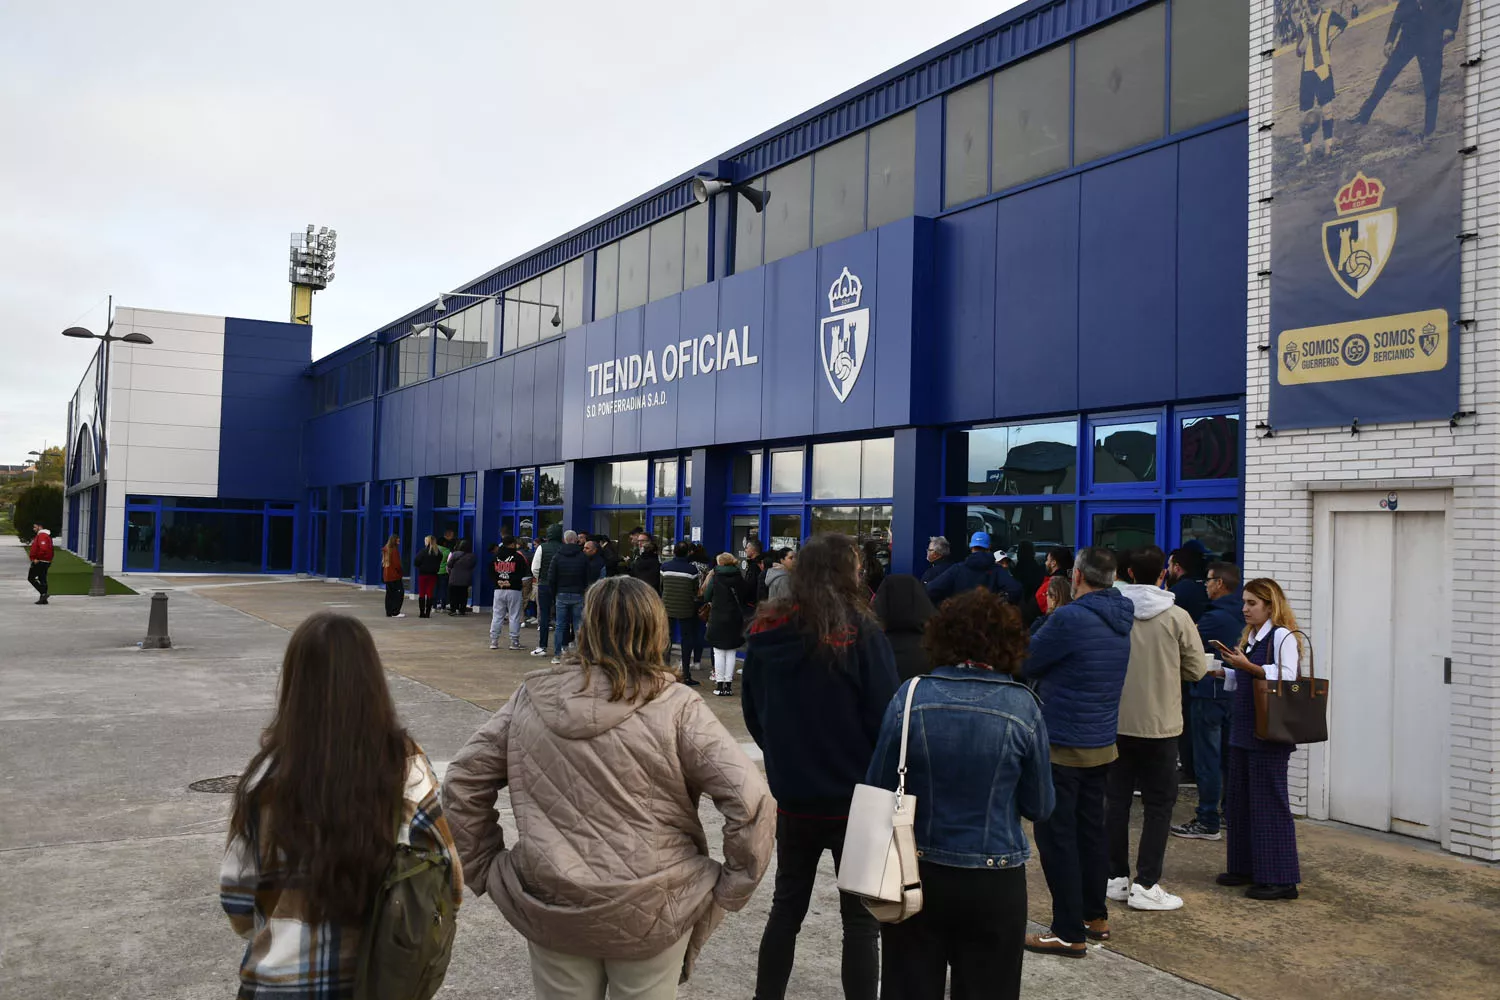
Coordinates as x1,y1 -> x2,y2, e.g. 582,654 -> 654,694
671,617 -> 703,674
553,593 -> 583,655
1189,698 -> 1233,830
536,585 -> 555,650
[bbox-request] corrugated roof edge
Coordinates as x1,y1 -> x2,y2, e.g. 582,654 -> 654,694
335,0 -> 1149,359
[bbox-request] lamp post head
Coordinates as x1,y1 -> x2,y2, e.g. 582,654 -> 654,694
62,326 -> 97,339
120,332 -> 154,345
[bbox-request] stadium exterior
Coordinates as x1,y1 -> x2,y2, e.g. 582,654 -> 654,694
61,0 -> 1500,858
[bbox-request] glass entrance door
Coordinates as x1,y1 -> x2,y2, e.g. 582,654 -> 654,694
766,509 -> 803,551
728,512 -> 761,561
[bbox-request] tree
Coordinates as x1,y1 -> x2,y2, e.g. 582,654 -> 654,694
15,484 -> 63,542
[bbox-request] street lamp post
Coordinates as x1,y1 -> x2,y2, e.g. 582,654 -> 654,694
62,297 -> 154,597
26,451 -> 40,483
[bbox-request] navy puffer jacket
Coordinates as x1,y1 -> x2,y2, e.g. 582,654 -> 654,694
1021,587 -> 1134,749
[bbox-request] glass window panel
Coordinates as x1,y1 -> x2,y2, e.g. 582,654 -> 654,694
387,331 -> 431,389
648,213 -> 685,302
651,514 -> 677,552
683,457 -> 693,497
810,505 -> 859,538
502,294 -> 520,352
537,508 -> 564,539
403,479 -> 415,507
1171,0 -> 1249,132
946,502 -> 1076,560
946,420 -> 1079,496
432,475 -> 461,508
1180,414 -> 1240,480
593,509 -> 646,555
563,257 -> 586,330
594,242 -> 620,320
654,459 -> 678,499
538,464 -> 565,505
540,267 -> 565,340
125,510 -> 156,570
461,474 -> 477,505
731,515 -> 761,561
813,132 -> 867,247
1091,511 -> 1157,552
617,230 -> 650,311
860,506 -> 894,551
594,460 -> 648,504
1180,512 -> 1238,563
768,513 -> 803,551
435,304 -> 489,374
158,509 -> 265,573
860,437 -> 894,497
267,515 -> 294,572
684,202 -> 710,290
501,471 -> 517,503
1073,4 -> 1166,164
731,452 -> 762,495
992,44 -> 1072,190
517,277 -> 542,348
1093,421 -> 1160,485
770,449 -> 804,495
519,471 -> 536,503
734,178 -> 765,272
944,77 -> 990,208
764,157 -> 813,264
340,485 -> 364,509
867,110 -> 916,229
812,440 -> 861,499
346,352 -> 375,402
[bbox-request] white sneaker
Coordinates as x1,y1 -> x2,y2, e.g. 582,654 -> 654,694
393,613 -> 406,619
1128,882 -> 1183,911
1106,877 -> 1130,902
550,656 -> 561,664
489,641 -> 499,650
530,647 -> 546,656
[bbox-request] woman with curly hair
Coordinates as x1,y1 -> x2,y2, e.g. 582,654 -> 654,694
866,588 -> 1055,1000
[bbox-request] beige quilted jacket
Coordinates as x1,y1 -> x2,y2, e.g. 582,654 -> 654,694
442,662 -> 775,979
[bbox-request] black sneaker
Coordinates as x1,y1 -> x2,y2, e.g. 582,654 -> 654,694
682,676 -> 701,687
1170,820 -> 1222,841
35,597 -> 48,605
1216,872 -> 1253,887
1246,883 -> 1299,901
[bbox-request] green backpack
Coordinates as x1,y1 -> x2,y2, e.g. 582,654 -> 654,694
353,843 -> 457,1000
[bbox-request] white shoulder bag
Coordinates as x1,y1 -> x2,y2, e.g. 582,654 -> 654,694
837,678 -> 923,923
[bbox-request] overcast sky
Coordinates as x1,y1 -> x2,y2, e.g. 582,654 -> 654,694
0,0 -> 1021,466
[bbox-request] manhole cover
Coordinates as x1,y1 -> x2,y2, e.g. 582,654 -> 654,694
188,775 -> 240,793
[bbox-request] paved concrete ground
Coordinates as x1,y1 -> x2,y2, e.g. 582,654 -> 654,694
5,551 -> 1494,998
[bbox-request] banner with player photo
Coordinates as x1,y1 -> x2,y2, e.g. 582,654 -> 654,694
1270,0 -> 1465,428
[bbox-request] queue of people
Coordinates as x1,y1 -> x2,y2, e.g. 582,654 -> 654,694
222,525 -> 1307,1000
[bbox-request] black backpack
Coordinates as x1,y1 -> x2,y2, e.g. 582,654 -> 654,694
353,843 -> 457,1000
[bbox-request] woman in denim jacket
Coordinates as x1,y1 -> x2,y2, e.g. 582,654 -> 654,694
865,588 -> 1055,1000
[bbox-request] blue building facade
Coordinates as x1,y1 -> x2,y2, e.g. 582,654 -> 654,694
115,0 -> 1253,596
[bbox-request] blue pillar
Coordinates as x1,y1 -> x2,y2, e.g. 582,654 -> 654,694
913,97 -> 944,219
689,446 -> 727,555
891,427 -> 941,577
474,469 -> 503,608
361,480 -> 381,586
562,460 -> 595,536
414,477 -> 435,548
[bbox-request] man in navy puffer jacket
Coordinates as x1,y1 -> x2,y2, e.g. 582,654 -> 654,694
1021,547 -> 1134,958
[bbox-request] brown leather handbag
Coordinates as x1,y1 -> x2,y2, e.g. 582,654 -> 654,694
1253,629 -> 1329,745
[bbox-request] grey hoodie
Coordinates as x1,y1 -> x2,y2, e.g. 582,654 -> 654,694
1115,584 -> 1206,738
764,564 -> 791,603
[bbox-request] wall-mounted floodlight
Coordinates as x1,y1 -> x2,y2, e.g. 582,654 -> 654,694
432,291 -> 561,329
692,174 -> 766,213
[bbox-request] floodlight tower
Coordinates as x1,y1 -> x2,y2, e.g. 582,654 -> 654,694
288,224 -> 337,324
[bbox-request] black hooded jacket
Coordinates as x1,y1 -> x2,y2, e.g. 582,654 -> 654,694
873,574 -> 937,681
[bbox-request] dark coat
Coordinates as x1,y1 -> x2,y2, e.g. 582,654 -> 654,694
413,547 -> 443,577
1021,587 -> 1134,749
873,574 -> 936,682
1169,576 -> 1210,623
490,546 -> 531,591
742,614 -> 899,815
447,550 -> 478,588
536,524 -> 565,587
703,566 -> 748,649
1192,592 -> 1244,700
546,543 -> 591,596
926,550 -> 1023,606
921,554 -> 960,584
741,556 -> 764,610
630,553 -> 663,593
660,557 -> 704,620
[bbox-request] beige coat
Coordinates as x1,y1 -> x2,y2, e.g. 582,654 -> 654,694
1116,584 -> 1207,739
442,662 -> 775,980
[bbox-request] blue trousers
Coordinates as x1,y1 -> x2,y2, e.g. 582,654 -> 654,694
553,593 -> 582,655
671,617 -> 703,674
1189,698 -> 1232,830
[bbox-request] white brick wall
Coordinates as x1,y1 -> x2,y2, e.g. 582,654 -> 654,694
1245,0 -> 1500,858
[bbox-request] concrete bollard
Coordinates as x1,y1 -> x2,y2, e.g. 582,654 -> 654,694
142,591 -> 172,649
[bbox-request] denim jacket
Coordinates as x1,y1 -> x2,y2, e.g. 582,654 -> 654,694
865,665 -> 1054,870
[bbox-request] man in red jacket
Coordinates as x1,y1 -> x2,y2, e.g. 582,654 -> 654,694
28,523 -> 54,605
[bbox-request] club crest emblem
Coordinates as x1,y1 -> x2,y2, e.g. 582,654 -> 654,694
820,267 -> 870,403
1419,322 -> 1439,357
1283,343 -> 1300,373
1322,172 -> 1397,299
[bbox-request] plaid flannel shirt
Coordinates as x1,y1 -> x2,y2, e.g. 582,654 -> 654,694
220,748 -> 463,999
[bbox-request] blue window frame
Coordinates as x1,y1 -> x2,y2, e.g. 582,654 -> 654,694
496,464 -> 565,546
431,472 -> 476,544
122,495 -> 300,575
592,454 -> 691,555
379,478 -> 416,575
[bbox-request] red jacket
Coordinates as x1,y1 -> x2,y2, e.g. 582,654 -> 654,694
29,530 -> 54,562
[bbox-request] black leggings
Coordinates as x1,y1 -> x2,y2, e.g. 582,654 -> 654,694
448,584 -> 469,612
384,581 -> 404,616
880,862 -> 1027,1000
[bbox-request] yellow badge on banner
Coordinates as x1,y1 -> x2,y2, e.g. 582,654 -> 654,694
1277,309 -> 1449,386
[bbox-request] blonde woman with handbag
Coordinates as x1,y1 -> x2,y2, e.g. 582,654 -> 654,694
864,588 -> 1053,1000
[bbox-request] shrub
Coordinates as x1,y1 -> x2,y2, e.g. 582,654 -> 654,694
15,484 -> 63,542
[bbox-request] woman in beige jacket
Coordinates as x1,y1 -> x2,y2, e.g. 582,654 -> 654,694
443,575 -> 776,1000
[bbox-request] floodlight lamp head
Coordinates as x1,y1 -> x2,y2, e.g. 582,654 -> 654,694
692,175 -> 731,204
434,293 -> 448,313
120,332 -> 154,345
62,326 -> 97,339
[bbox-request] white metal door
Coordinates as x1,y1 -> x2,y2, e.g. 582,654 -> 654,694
1326,506 -> 1447,840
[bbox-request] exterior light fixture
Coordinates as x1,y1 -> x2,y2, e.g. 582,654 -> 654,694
692,174 -> 766,213
431,291 -> 562,331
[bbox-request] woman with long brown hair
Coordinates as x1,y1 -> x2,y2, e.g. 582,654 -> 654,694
741,533 -> 900,1000
220,612 -> 462,996
381,533 -> 405,618
1208,577 -> 1304,901
443,576 -> 774,999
